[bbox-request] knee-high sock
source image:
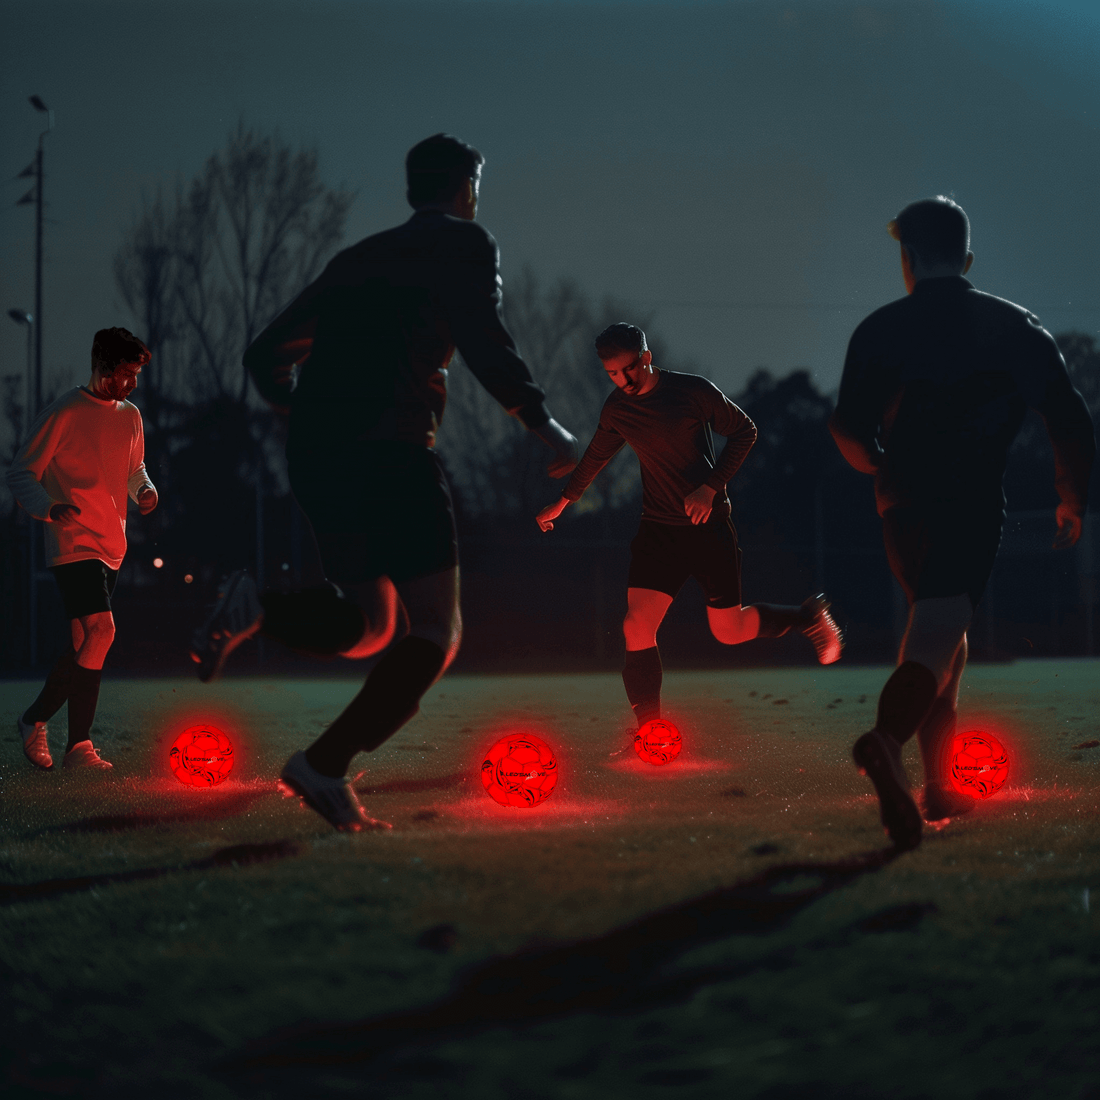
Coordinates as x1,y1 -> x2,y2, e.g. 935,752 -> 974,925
260,585 -> 365,657
66,664 -> 102,751
876,661 -> 939,747
305,636 -> 447,778
24,647 -> 76,724
917,697 -> 957,790
622,646 -> 662,726
751,604 -> 808,638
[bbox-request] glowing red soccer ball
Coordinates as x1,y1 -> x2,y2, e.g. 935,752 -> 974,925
170,725 -> 234,787
634,719 -> 682,766
948,730 -> 1009,799
481,733 -> 558,807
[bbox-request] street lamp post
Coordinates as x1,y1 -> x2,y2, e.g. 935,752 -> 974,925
6,308 -> 37,667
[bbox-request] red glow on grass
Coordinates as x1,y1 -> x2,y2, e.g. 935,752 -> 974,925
634,719 -> 682,766
169,725 -> 234,787
948,730 -> 1010,800
480,732 -> 558,808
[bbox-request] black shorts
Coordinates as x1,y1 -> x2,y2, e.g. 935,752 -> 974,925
882,504 -> 1003,609
51,559 -> 119,620
288,440 -> 459,587
627,517 -> 742,609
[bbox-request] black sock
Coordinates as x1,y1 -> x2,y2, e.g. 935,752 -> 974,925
876,661 -> 939,747
751,604 -> 808,638
305,636 -> 447,777
260,585 -> 365,657
622,646 -> 662,726
66,664 -> 103,751
24,648 -> 76,724
917,696 -> 957,789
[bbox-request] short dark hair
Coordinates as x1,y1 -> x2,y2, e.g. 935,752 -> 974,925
594,323 -> 647,360
91,327 -> 151,374
889,196 -> 970,268
405,133 -> 484,207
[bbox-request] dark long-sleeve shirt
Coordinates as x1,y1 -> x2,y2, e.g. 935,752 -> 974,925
564,369 -> 757,525
243,210 -> 551,453
831,276 -> 1094,517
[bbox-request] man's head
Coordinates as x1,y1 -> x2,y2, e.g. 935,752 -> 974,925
89,327 -> 150,402
595,322 -> 657,396
406,133 -> 484,219
888,196 -> 974,291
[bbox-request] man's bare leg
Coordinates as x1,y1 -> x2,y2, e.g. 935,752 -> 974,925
622,587 -> 673,726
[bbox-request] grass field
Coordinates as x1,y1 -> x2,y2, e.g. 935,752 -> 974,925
2,661 -> 1099,1099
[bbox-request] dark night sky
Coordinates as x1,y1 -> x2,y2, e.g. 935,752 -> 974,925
2,0 -> 1099,443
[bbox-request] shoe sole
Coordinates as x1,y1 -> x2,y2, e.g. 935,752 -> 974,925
192,573 -> 262,683
277,774 -> 392,833
853,732 -> 922,851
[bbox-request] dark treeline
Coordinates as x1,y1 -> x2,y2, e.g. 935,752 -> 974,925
2,127 -> 1097,674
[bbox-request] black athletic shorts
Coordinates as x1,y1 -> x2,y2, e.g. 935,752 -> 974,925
627,516 -> 742,609
881,504 -> 1003,609
51,559 -> 119,619
288,440 -> 459,586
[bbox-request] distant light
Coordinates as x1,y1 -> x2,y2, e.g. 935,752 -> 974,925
184,574 -> 194,584
281,562 -> 289,571
153,557 -> 164,569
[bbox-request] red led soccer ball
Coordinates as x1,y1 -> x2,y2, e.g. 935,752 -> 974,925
169,725 -> 234,787
634,719 -> 682,766
948,730 -> 1009,800
481,733 -> 558,807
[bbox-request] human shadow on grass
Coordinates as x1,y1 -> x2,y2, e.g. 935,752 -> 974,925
30,786 -> 274,837
216,845 -> 910,1088
0,839 -> 304,906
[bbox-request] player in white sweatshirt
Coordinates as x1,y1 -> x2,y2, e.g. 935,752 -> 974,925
6,327 -> 157,770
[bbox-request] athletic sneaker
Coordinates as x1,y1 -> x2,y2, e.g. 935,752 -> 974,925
800,593 -> 843,665
852,728 -> 922,851
278,750 -> 392,833
63,740 -> 113,770
922,784 -> 975,823
190,570 -> 263,682
18,715 -> 52,769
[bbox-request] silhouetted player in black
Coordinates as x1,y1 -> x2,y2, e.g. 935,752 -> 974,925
538,323 -> 842,733
831,196 -> 1094,850
191,134 -> 579,831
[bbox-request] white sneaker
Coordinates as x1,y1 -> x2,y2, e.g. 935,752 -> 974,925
278,750 -> 391,833
18,715 -> 53,769
63,740 -> 113,770
801,593 -> 844,665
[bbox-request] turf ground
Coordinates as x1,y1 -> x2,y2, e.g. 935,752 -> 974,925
2,662 -> 1098,1099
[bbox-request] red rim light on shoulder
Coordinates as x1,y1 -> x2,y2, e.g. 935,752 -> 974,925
634,719 -> 682,766
481,733 -> 558,807
948,730 -> 1009,799
170,725 -> 234,787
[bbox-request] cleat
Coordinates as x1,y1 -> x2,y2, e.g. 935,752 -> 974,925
190,570 -> 263,683
916,700 -> 975,822
801,593 -> 843,665
852,728 -> 922,851
278,751 -> 392,833
18,715 -> 53,769
62,740 -> 113,770
921,785 -> 975,823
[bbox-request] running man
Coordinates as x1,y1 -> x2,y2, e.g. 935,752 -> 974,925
7,327 -> 158,771
537,323 -> 842,732
831,196 -> 1095,850
190,133 -> 579,831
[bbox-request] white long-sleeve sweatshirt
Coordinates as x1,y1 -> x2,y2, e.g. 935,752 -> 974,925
5,387 -> 155,570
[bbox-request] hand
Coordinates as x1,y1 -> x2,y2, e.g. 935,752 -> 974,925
48,502 -> 79,523
138,487 -> 159,515
537,498 -> 569,533
532,418 -> 580,478
1052,501 -> 1082,549
684,484 -> 716,525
